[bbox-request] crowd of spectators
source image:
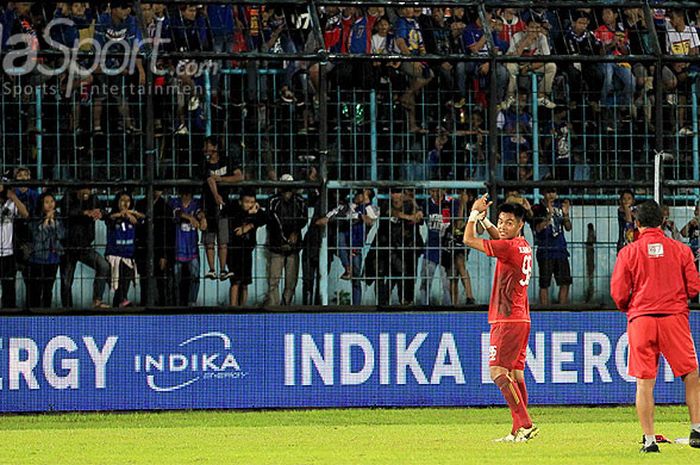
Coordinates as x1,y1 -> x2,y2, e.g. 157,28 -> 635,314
0,2 -> 699,183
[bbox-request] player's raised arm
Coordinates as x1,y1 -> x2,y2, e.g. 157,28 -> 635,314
463,194 -> 492,253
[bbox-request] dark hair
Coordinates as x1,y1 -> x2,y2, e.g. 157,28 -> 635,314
240,188 -> 257,199
112,191 -> 133,212
203,136 -> 219,148
636,200 -> 664,228
37,192 -> 56,216
542,186 -> 557,194
498,202 -> 526,221
619,189 -> 634,200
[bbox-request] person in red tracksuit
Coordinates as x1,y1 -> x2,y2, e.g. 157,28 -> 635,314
611,200 -> 700,453
464,194 -> 538,443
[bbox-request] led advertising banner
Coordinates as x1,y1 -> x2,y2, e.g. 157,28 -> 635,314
0,312 -> 688,412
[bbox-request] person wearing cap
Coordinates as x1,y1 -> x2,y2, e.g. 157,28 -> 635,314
264,175 -> 308,306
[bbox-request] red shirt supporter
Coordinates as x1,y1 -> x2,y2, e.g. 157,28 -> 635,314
611,228 -> 700,321
484,236 -> 532,323
610,200 -> 700,453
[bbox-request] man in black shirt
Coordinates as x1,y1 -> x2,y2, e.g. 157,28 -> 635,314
135,189 -> 175,307
201,136 -> 243,281
60,187 -> 111,309
264,175 -> 308,306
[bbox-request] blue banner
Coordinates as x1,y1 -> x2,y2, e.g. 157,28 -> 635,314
0,312 -> 692,412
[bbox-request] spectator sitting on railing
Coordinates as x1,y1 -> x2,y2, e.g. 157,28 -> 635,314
264,174 -> 308,306
0,180 -> 29,309
419,7 -> 456,107
2,2 -> 42,135
681,203 -> 700,266
498,8 -> 527,49
170,186 -> 207,307
617,189 -> 638,252
27,192 -> 64,309
59,186 -> 111,310
661,204 -> 682,241
623,8 -> 654,126
662,9 -> 699,136
531,187 -> 572,305
205,3 -> 236,104
563,11 -> 604,111
105,192 -> 144,308
171,3 -> 211,135
53,2 -> 96,134
226,188 -> 266,307
93,1 -> 145,135
141,3 -> 172,135
505,18 -> 557,110
462,10 -> 509,111
393,6 -> 433,133
594,7 -> 635,128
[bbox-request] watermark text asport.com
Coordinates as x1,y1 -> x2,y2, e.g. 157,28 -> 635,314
0,19 -> 218,96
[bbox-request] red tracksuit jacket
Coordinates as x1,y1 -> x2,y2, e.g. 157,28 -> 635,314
611,228 -> 700,322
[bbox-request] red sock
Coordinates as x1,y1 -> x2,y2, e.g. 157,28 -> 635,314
517,379 -> 528,407
494,373 -> 532,432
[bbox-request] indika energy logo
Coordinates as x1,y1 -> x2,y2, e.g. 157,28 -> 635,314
134,332 -> 248,393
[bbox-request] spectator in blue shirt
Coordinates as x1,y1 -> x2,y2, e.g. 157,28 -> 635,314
206,4 -> 236,100
394,7 -> 433,133
461,12 -> 509,110
93,1 -> 145,135
105,192 -> 144,308
170,187 -> 207,306
421,189 -> 458,305
338,189 -> 378,306
27,193 -> 64,309
531,188 -> 572,305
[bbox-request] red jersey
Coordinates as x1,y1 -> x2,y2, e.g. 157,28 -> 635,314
484,236 -> 532,324
611,228 -> 700,322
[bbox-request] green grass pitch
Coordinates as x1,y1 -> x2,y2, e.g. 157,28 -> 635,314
1,406 -> 698,464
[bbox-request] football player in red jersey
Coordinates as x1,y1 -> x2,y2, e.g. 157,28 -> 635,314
464,194 -> 538,442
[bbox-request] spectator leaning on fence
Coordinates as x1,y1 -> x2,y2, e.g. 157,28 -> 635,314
170,186 -> 207,307
264,175 -> 308,306
135,188 -> 175,307
226,189 -> 266,307
617,189 -> 638,252
531,187 -> 572,305
60,187 -> 111,310
201,136 -> 244,282
105,192 -> 144,308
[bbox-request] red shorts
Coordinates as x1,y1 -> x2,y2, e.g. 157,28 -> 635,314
628,313 -> 698,379
489,321 -> 530,371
